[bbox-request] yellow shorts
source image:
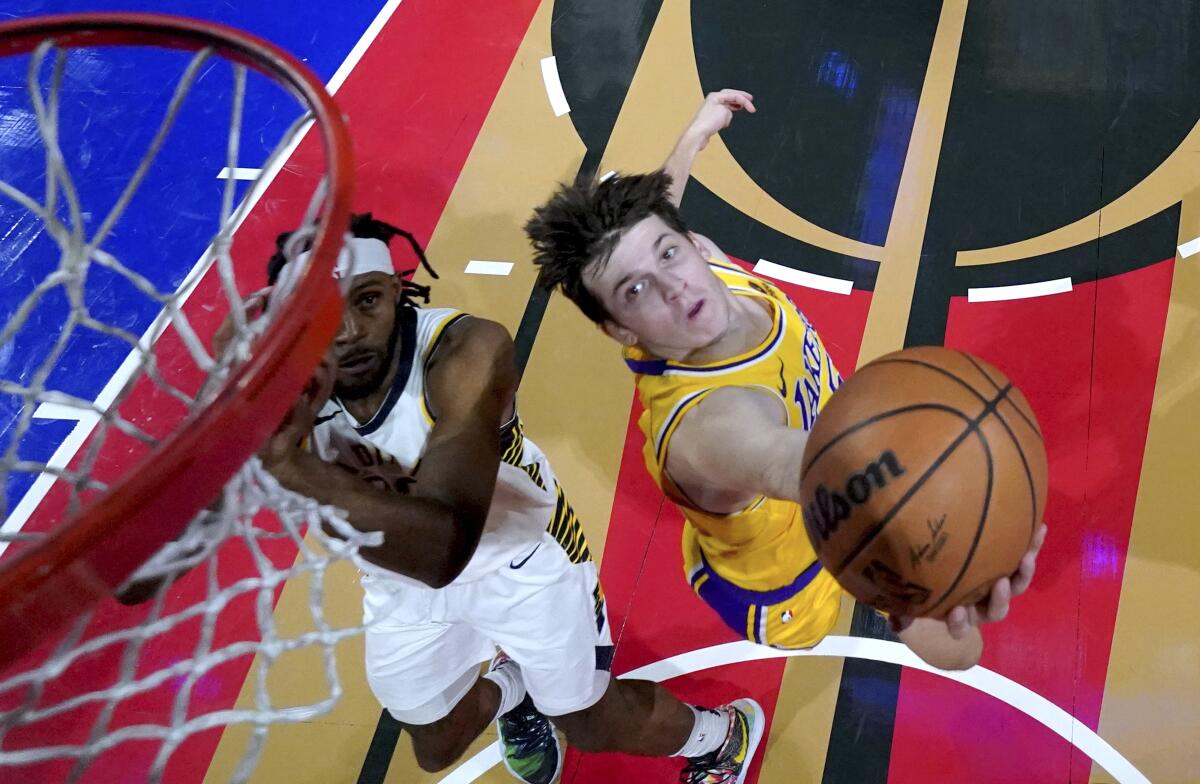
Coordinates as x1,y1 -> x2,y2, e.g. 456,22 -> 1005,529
683,529 -> 844,650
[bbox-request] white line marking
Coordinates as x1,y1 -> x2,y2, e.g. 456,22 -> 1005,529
0,0 -> 410,554
599,170 -> 617,182
436,744 -> 502,784
968,277 -> 1072,302
435,636 -> 1149,784
1178,236 -> 1200,258
32,402 -> 97,421
753,259 -> 854,295
539,56 -> 570,117
464,260 -> 513,276
215,167 -> 262,180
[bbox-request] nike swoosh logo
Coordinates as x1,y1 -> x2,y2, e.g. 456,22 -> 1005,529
509,543 -> 541,569
314,413 -> 338,426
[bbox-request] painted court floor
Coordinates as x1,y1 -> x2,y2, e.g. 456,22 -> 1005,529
1,1 -> 1199,782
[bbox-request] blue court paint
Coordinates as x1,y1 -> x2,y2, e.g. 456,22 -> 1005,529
1,2 -> 390,515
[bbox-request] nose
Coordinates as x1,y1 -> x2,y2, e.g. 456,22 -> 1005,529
335,309 -> 365,345
660,272 -> 686,302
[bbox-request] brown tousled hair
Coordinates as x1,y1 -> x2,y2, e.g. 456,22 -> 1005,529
524,169 -> 688,323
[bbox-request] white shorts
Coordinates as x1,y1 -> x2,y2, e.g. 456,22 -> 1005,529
361,532 -> 613,724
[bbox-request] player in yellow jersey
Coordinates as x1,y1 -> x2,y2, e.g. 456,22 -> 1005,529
525,90 -> 1045,670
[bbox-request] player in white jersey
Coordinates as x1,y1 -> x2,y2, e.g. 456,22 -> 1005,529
255,214 -> 766,784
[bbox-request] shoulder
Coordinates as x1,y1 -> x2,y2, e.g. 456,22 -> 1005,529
428,315 -> 513,362
689,232 -> 733,265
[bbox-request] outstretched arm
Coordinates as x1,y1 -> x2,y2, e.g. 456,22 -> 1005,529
663,89 -> 756,207
667,386 -> 1047,671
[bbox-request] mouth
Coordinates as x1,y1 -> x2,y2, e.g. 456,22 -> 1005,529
337,352 -> 378,375
687,300 -> 705,320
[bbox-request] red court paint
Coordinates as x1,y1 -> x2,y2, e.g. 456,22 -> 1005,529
887,258 -> 1174,783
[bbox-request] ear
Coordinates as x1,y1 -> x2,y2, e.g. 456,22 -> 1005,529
601,319 -> 638,347
688,231 -> 710,258
390,274 -> 403,300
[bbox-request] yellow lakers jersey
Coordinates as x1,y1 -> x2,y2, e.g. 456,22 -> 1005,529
624,259 -> 843,593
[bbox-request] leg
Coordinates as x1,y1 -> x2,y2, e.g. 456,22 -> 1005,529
360,575 -> 503,772
481,537 -> 762,779
550,677 -> 692,755
551,681 -> 766,784
401,672 -> 499,772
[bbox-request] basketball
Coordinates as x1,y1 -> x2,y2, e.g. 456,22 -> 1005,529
799,346 -> 1048,619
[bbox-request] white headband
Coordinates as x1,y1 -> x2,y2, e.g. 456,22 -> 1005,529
276,236 -> 395,297
331,237 -> 395,279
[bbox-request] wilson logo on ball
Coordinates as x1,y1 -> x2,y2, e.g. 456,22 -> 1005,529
807,450 -> 908,541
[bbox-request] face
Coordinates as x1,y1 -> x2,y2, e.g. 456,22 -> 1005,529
583,214 -> 732,357
331,271 -> 402,400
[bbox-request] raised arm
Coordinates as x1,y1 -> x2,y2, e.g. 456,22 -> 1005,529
266,317 -> 517,588
663,89 -> 756,207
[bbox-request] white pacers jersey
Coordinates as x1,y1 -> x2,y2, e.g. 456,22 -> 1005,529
309,306 -> 587,588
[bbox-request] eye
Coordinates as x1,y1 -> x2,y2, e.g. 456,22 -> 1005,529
662,246 -> 677,261
625,280 -> 646,301
357,293 -> 379,309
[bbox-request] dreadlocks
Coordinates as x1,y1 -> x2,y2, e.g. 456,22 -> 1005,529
266,212 -> 439,307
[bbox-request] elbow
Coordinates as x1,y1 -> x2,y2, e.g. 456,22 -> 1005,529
420,510 -> 485,589
424,559 -> 465,590
432,518 -> 484,587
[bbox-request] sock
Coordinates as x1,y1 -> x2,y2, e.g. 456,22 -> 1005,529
484,655 -> 527,721
672,704 -> 728,758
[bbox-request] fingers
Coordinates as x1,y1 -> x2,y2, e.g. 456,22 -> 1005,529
711,88 -> 756,112
213,287 -> 275,357
706,89 -> 756,112
244,286 -> 273,318
1032,522 -> 1048,554
984,577 -> 1012,623
1011,548 -> 1038,596
945,577 -> 1013,639
1010,522 -> 1047,595
946,606 -> 971,640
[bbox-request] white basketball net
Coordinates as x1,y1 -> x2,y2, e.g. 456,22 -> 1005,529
0,34 -> 378,783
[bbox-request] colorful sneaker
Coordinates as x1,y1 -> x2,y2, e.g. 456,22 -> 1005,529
679,699 -> 765,784
493,656 -> 561,784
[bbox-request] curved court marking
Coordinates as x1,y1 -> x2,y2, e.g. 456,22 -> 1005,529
539,56 -> 570,117
435,635 -> 1149,784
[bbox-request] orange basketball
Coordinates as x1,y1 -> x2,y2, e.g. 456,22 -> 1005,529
799,346 -> 1047,619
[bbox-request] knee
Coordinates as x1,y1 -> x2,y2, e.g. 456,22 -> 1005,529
408,720 -> 467,773
411,737 -> 458,773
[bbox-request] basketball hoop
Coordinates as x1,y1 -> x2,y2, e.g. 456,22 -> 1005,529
0,13 -> 370,781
